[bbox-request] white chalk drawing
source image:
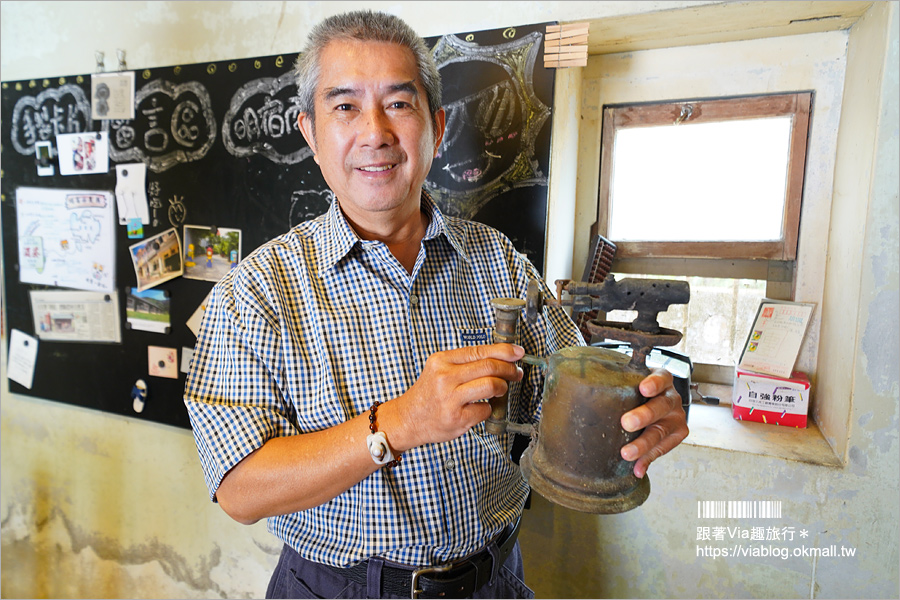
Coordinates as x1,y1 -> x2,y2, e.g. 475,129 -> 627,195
222,72 -> 313,164
426,32 -> 549,219
289,188 -> 335,227
102,80 -> 216,172
10,84 -> 92,157
168,194 -> 187,229
439,80 -> 517,185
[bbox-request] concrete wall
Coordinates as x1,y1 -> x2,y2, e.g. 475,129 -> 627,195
2,1 -> 897,598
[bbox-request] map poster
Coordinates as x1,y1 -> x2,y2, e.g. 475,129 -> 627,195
15,187 -> 116,292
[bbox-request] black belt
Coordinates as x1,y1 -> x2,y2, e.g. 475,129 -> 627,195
324,517 -> 521,599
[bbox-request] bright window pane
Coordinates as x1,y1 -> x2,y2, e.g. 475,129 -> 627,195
609,117 -> 792,242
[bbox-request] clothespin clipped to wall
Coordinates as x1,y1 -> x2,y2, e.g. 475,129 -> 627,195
117,49 -> 127,71
544,23 -> 590,68
95,51 -> 105,73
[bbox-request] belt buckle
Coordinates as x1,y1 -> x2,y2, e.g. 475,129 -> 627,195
410,562 -> 452,599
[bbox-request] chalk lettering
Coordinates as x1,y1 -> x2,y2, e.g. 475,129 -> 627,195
222,72 -> 312,165
102,79 -> 216,172
11,84 -> 92,157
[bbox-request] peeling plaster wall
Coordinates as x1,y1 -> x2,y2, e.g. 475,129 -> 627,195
1,1 -> 897,599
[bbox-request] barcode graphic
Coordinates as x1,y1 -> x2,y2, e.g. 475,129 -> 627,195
697,501 -> 782,519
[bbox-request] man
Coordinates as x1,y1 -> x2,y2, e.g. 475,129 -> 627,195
184,10 -> 688,599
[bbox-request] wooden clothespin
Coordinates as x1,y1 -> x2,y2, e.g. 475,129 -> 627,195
544,23 -> 590,68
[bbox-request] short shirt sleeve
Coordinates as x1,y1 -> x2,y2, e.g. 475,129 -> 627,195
183,266 -> 299,501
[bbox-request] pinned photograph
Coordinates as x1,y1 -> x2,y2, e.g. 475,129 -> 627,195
56,131 -> 109,176
128,227 -> 183,291
125,287 -> 171,334
35,141 -> 55,176
183,225 -> 242,283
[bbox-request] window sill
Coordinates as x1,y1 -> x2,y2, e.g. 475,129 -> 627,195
683,403 -> 844,468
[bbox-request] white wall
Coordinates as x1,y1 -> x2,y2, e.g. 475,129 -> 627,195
2,2 -> 897,598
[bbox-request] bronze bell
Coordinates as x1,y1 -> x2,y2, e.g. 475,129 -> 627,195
519,346 -> 651,514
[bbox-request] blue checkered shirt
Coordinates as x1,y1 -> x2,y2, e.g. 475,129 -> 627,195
184,191 -> 583,567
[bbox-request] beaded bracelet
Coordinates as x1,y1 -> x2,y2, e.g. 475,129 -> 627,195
367,400 -> 402,469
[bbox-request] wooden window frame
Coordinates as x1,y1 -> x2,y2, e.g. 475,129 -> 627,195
594,92 -> 812,261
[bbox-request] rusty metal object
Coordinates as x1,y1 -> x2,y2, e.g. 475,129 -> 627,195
552,277 -> 690,334
486,297 -> 525,435
586,321 -> 682,369
519,346 -> 651,513
513,275 -> 690,514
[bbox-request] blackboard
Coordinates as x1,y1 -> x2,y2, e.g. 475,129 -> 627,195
0,23 -> 556,429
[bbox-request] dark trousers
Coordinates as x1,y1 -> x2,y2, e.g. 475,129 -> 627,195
266,541 -> 534,599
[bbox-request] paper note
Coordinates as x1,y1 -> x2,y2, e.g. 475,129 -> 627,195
91,71 -> 135,120
186,291 -> 213,337
148,346 -> 178,379
7,329 -> 39,389
180,347 -> 194,373
115,163 -> 150,225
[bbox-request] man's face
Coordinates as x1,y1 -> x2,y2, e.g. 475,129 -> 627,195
297,40 -> 445,225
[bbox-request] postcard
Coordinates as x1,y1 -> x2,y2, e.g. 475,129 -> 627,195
183,225 -> 242,283
738,300 -> 816,378
125,288 -> 171,334
186,290 -> 213,337
128,228 -> 183,291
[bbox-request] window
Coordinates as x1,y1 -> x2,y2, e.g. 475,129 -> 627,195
595,93 -> 812,386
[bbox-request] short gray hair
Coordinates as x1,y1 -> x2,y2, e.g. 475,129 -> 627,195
294,10 -> 443,130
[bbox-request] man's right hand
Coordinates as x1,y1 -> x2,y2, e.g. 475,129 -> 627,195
215,343 -> 525,523
386,343 -> 525,451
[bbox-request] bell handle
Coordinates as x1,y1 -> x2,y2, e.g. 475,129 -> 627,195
522,354 -> 548,370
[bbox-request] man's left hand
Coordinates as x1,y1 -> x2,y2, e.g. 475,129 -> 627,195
619,369 -> 689,478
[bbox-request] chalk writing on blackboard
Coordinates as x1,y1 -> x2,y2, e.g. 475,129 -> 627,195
426,32 -> 549,219
102,80 -> 216,172
222,71 -> 312,165
10,84 -> 92,158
